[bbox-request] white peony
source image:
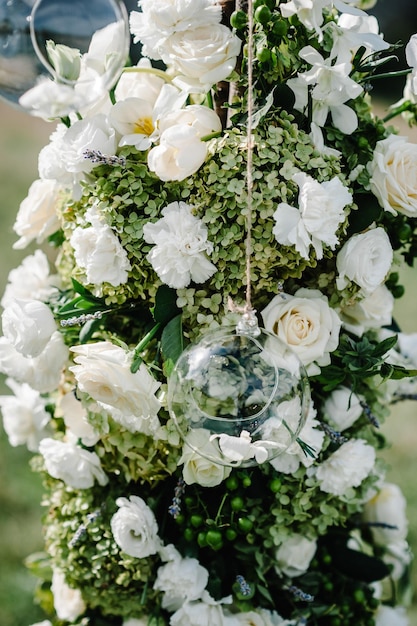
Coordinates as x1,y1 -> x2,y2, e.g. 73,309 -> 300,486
70,341 -> 161,435
12,179 -> 61,249
110,495 -> 161,558
154,550 -> 209,611
368,134 -> 417,217
336,227 -> 393,293
130,0 -> 222,60
70,204 -> 131,288
179,428 -> 232,487
1,298 -> 57,358
274,534 -> 317,578
340,284 -> 394,336
261,288 -> 341,375
0,332 -> 68,394
39,438 -> 108,489
163,23 -> 241,90
314,438 -> 375,496
374,605 -> 409,626
1,250 -> 59,308
363,483 -> 408,545
323,386 -> 363,432
273,172 -> 352,260
0,378 -> 50,451
51,569 -> 86,622
143,201 -> 217,288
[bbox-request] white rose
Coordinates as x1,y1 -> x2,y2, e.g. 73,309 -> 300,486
314,439 -> 375,496
143,201 -> 217,288
261,288 -> 341,375
110,495 -> 161,558
274,534 -> 317,578
39,438 -> 108,489
0,332 -> 68,393
12,179 -> 61,249
130,0 -> 222,60
38,115 -> 117,198
70,341 -> 161,435
2,298 -> 57,358
336,227 -> 393,293
323,386 -> 363,432
179,429 -> 232,487
1,250 -> 59,308
154,553 -> 209,611
363,483 -> 408,545
368,135 -> 417,217
51,569 -> 86,622
162,23 -> 241,89
70,204 -> 131,288
374,605 -> 409,626
340,284 -> 394,336
0,378 -> 50,451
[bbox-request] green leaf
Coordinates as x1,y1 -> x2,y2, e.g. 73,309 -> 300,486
153,285 -> 181,325
161,315 -> 184,377
71,278 -> 104,303
371,334 -> 398,358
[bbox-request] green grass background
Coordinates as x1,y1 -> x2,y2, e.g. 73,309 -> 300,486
0,99 -> 417,625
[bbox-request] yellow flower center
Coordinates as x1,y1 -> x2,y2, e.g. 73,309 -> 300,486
134,116 -> 154,136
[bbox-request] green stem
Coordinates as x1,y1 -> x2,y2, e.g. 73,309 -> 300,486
383,100 -> 415,123
206,89 -> 214,110
215,492 -> 229,526
130,322 -> 162,372
360,68 -> 412,82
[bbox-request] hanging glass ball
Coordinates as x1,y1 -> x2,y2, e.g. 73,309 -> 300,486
168,319 -> 311,467
0,0 -> 129,117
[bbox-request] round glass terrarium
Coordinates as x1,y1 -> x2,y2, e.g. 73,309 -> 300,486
168,318 -> 311,467
0,0 -> 129,117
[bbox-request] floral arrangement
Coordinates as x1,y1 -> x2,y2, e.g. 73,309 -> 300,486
2,0 -> 417,625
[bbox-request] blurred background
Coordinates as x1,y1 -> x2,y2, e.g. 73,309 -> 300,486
0,1 -> 417,625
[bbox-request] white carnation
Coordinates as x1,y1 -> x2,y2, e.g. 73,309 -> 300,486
39,438 -> 108,489
274,534 -> 317,578
1,250 -> 59,309
323,386 -> 363,432
314,439 -> 375,496
1,298 -> 57,358
154,550 -> 209,611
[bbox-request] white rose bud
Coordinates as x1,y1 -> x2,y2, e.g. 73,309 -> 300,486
336,227 -> 393,293
274,534 -> 317,578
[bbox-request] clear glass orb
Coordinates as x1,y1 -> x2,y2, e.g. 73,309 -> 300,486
0,0 -> 129,117
168,323 -> 311,467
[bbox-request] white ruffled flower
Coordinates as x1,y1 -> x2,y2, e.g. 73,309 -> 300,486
340,284 -> 394,336
261,288 -> 341,375
0,378 -> 50,451
1,298 -> 57,358
323,386 -> 363,432
154,547 -> 209,611
39,437 -> 108,489
70,204 -> 131,288
170,592 -> 231,626
148,105 -> 222,181
0,332 -> 68,394
269,403 -> 324,474
374,605 -> 409,626
368,135 -> 417,217
314,438 -> 375,496
1,250 -> 59,309
70,341 -> 161,435
336,227 -> 393,293
363,483 -> 408,545
51,569 -> 86,622
273,172 -> 352,260
274,534 -> 317,578
58,391 -> 100,447
179,428 -> 232,487
163,23 -> 241,91
38,115 -> 117,199
12,179 -> 61,249
111,495 -> 161,558
130,0 -> 222,60
143,201 -> 217,289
